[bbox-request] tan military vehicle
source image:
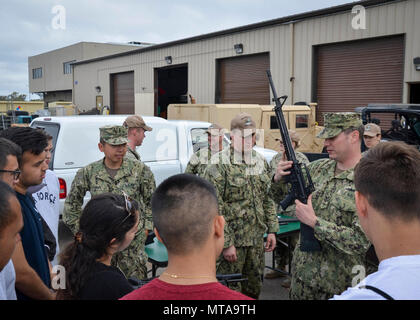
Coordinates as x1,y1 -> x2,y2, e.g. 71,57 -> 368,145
167,103 -> 325,153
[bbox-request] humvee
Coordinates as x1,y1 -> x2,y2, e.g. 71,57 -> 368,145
355,104 -> 420,148
167,103 -> 325,153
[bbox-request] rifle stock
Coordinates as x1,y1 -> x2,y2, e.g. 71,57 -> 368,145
267,70 -> 321,252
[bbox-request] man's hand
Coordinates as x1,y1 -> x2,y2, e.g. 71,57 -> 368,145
265,233 -> 276,252
295,194 -> 317,228
274,160 -> 293,182
223,245 -> 237,263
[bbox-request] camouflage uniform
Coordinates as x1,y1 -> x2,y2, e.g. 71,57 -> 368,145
204,147 -> 279,299
185,148 -> 212,176
269,151 -> 309,269
123,114 -> 153,163
125,146 -> 141,161
287,113 -> 372,300
185,123 -> 226,177
63,126 -> 155,280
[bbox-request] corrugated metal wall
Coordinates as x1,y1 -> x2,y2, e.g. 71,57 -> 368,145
73,0 -> 420,115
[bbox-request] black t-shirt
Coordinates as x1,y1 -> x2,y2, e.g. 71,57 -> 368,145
78,262 -> 134,300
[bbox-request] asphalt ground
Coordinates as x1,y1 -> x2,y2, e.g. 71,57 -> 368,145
58,221 -> 290,300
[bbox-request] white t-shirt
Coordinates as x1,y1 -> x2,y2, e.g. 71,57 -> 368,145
0,260 -> 17,300
332,255 -> 420,300
31,169 -> 60,265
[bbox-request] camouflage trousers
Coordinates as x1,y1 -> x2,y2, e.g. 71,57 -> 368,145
111,231 -> 148,280
274,234 -> 298,269
217,242 -> 264,299
289,276 -> 335,300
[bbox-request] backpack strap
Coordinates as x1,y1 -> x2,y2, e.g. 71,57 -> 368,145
359,285 -> 394,300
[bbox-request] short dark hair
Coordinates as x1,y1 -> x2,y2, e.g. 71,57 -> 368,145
0,127 -> 48,157
354,141 -> 420,221
0,138 -> 22,168
344,125 -> 365,142
0,181 -> 17,233
152,174 -> 219,254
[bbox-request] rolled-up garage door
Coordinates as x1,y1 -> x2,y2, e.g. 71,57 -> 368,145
315,35 -> 404,128
218,53 -> 270,105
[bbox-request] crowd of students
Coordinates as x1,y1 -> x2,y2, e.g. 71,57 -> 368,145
1,120 -> 420,300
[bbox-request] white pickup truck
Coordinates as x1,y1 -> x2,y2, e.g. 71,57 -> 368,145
30,115 -> 277,215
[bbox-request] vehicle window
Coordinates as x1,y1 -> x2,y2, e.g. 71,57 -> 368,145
270,116 -> 279,130
296,114 -> 308,128
191,128 -> 208,152
30,122 -> 60,170
137,123 -> 178,162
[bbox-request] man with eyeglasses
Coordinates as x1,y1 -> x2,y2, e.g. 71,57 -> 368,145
0,138 -> 21,188
64,125 -> 155,281
203,113 -> 278,299
0,138 -> 22,300
0,128 -> 55,300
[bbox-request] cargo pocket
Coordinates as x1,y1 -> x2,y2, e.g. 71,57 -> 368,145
226,176 -> 247,202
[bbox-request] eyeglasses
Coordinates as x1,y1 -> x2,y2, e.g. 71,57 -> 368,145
0,169 -> 21,180
121,192 -> 134,224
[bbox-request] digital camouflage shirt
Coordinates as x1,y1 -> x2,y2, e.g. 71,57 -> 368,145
269,151 -> 310,209
125,146 -> 141,162
185,148 -> 223,177
63,157 -> 155,279
289,158 -> 371,299
203,148 -> 279,248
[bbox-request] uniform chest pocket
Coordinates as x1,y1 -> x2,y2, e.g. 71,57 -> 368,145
322,187 -> 356,226
226,176 -> 247,201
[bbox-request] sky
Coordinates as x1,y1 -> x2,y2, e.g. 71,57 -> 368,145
0,0 -> 353,99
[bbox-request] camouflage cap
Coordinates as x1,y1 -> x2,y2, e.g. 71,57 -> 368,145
230,113 -> 256,137
364,123 -> 381,137
99,125 -> 128,145
317,112 -> 362,139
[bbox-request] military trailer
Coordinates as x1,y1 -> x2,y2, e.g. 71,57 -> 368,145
168,103 -> 325,153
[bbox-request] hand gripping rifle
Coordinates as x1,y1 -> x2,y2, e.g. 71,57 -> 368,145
266,70 -> 321,252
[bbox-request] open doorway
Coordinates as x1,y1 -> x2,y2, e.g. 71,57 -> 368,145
409,83 -> 420,103
154,64 -> 188,118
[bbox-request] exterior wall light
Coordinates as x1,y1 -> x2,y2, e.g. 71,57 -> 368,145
165,56 -> 172,64
234,43 -> 243,54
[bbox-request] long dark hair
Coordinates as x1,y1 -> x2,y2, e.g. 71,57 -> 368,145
57,193 -> 138,300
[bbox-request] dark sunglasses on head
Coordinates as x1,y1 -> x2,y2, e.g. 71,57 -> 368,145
0,169 -> 21,180
121,192 -> 134,224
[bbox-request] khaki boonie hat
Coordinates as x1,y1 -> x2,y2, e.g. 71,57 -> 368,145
364,123 -> 381,137
317,112 -> 362,139
206,123 -> 226,136
230,113 -> 256,137
123,115 -> 153,131
99,125 -> 128,145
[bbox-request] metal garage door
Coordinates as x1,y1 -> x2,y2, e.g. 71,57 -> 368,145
217,53 -> 270,104
315,35 -> 404,127
111,71 -> 134,114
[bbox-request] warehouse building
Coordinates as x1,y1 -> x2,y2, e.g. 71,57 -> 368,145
30,0 -> 420,124
28,42 -> 150,108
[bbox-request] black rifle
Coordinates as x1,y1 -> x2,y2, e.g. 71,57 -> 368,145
266,70 -> 321,252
